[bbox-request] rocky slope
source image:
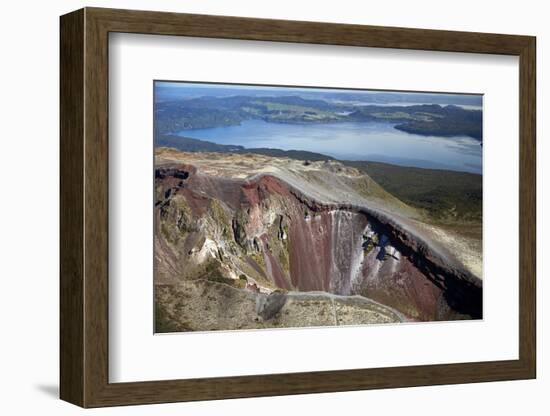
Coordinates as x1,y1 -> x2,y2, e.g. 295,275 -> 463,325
154,148 -> 482,331
156,280 -> 405,332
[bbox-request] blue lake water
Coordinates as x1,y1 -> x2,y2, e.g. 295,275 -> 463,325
177,119 -> 482,174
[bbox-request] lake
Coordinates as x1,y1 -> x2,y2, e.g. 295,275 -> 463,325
177,119 -> 482,174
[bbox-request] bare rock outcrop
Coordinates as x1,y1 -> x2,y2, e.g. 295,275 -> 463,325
154,153 -> 482,329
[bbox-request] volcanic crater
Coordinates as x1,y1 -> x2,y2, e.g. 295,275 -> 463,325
154,149 -> 482,332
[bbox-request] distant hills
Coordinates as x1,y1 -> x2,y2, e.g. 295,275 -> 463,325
156,135 -> 335,162
155,83 -> 482,107
155,95 -> 483,141
348,104 -> 482,140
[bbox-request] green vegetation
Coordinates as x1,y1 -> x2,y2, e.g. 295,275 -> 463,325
160,222 -> 179,244
196,259 -> 224,281
154,301 -> 181,333
195,260 -> 246,288
155,134 -> 334,162
155,103 -> 243,134
156,135 -> 245,152
158,194 -> 194,244
363,242 -> 375,255
155,95 -> 482,140
206,275 -> 245,287
209,199 -> 232,232
241,148 -> 332,161
249,100 -> 338,122
349,104 -> 482,140
371,111 -> 413,120
250,252 -> 266,270
278,248 -> 290,275
347,161 -> 482,223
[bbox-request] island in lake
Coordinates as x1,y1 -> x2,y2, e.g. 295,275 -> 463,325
154,81 -> 483,332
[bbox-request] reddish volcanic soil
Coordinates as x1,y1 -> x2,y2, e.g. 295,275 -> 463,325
154,151 -> 482,323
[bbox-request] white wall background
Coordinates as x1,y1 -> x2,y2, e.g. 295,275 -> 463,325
0,0 -> 546,414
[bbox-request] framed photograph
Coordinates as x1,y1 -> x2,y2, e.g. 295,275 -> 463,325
60,7 -> 536,407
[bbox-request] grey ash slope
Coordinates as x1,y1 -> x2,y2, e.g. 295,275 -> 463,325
154,149 -> 482,332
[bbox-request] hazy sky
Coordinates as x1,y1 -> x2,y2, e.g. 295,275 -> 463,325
154,81 -> 482,105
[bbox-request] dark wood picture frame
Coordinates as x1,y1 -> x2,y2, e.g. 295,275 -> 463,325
60,7 -> 536,408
